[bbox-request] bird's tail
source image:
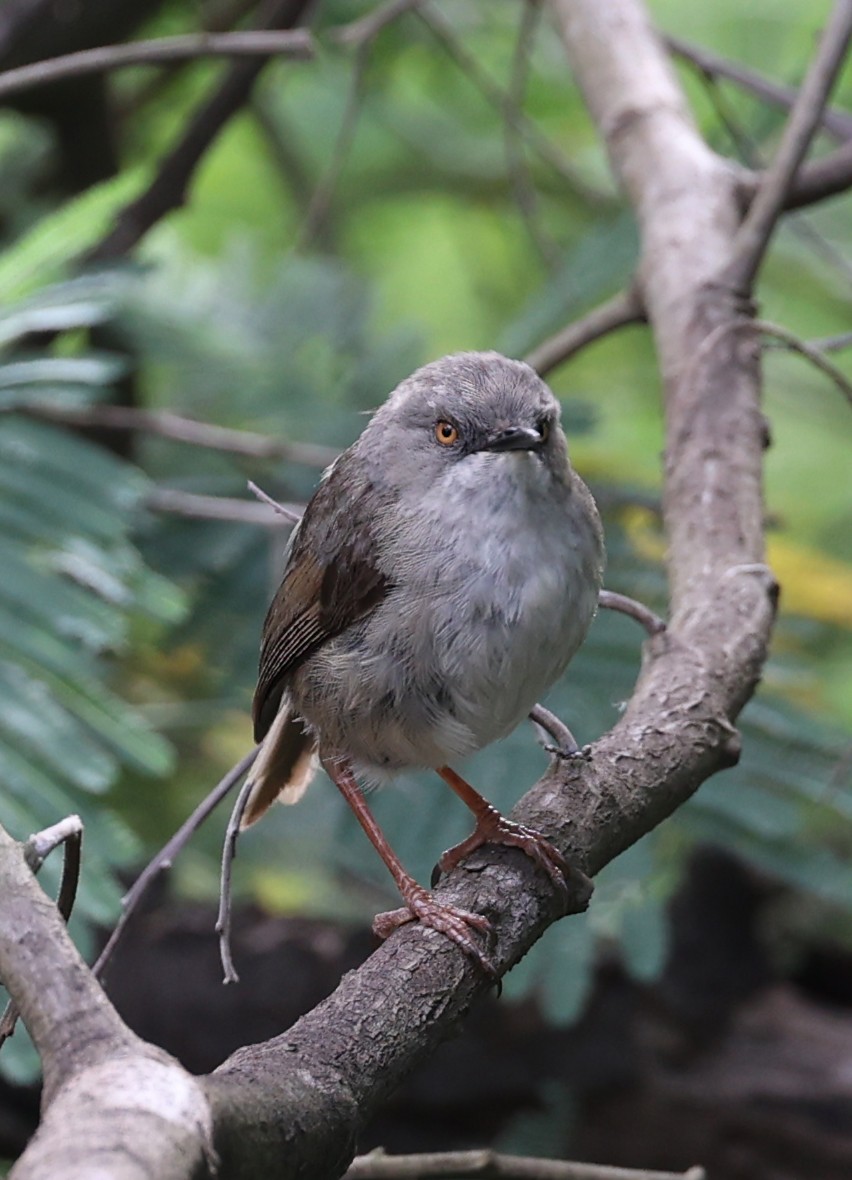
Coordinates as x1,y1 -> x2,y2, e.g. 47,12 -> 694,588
240,706 -> 318,829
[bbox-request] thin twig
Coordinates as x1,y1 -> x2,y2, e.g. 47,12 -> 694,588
598,589 -> 666,637
0,816 -> 83,1049
296,34 -> 370,250
755,318 -> 852,407
247,480 -> 303,523
18,403 -> 339,467
148,488 -> 304,526
334,0 -> 426,48
666,34 -> 852,142
0,31 -> 313,101
528,703 -> 581,758
785,136 -> 852,209
88,0 -> 314,262
810,329 -> 852,352
525,285 -> 646,376
725,0 -> 852,292
415,2 -> 609,206
503,0 -> 560,269
344,1147 -> 706,1180
216,776 -> 257,984
93,750 -> 258,982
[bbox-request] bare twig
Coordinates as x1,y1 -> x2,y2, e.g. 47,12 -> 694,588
598,589 -> 666,637
415,2 -> 609,205
147,488 -> 304,526
810,329 -> 852,352
785,136 -> 852,209
297,34 -> 370,250
756,318 -> 852,407
21,815 -> 84,875
93,750 -> 258,983
19,403 -> 339,467
216,776 -> 257,984
344,1147 -> 706,1179
725,0 -> 852,292
503,0 -> 560,268
0,31 -> 313,101
529,703 -> 581,758
88,0 -> 314,262
248,480 -> 303,523
666,34 -> 852,142
525,285 -> 646,376
334,0 -> 427,48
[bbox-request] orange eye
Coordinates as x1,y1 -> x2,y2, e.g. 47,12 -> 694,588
435,420 -> 459,446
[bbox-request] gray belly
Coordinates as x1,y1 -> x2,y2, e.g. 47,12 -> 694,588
291,543 -> 598,781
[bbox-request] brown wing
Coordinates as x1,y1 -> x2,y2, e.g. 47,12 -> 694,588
252,456 -> 392,742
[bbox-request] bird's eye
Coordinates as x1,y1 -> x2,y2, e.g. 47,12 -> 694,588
538,417 -> 551,443
435,420 -> 459,446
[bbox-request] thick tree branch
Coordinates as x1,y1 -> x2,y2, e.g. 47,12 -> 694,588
0,823 -> 214,1179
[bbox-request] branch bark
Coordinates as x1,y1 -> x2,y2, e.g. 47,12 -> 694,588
0,30 -> 313,100
0,825 -> 214,1179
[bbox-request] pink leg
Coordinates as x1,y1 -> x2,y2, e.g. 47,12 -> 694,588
435,766 -> 586,899
322,757 -> 494,974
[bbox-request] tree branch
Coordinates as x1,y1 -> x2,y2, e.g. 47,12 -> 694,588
524,285 -> 646,376
756,318 -> 852,407
784,136 -> 852,209
147,487 -> 304,526
724,0 -> 852,292
87,0 -> 314,262
0,816 -> 82,1048
0,822 -> 215,1180
344,1148 -> 705,1180
666,33 -> 852,142
0,30 -> 313,100
20,402 -> 338,467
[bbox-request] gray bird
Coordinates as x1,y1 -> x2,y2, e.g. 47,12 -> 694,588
243,351 -> 604,970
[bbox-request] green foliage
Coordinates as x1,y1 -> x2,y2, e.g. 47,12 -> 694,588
0,278 -> 185,931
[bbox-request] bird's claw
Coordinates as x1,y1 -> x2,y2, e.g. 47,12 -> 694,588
373,886 -> 495,976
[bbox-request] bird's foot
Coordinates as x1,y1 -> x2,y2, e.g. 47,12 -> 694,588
434,807 -> 592,904
373,882 -> 494,975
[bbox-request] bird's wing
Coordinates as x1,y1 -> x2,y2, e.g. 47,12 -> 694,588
252,458 -> 392,742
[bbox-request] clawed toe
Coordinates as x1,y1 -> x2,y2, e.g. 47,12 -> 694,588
373,888 -> 495,975
434,808 -> 592,908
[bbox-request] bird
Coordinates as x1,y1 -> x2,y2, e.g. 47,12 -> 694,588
242,351 -> 604,971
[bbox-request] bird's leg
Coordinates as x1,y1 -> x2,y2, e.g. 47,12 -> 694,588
321,756 -> 494,974
434,766 -> 591,900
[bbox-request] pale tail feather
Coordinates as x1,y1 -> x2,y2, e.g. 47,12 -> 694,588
241,707 -> 317,829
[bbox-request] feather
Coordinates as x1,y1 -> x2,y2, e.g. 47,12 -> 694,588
241,706 -> 318,828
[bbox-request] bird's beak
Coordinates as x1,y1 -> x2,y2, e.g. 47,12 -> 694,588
482,425 -> 545,453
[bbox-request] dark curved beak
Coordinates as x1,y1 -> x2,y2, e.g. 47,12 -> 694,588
483,425 -> 544,453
